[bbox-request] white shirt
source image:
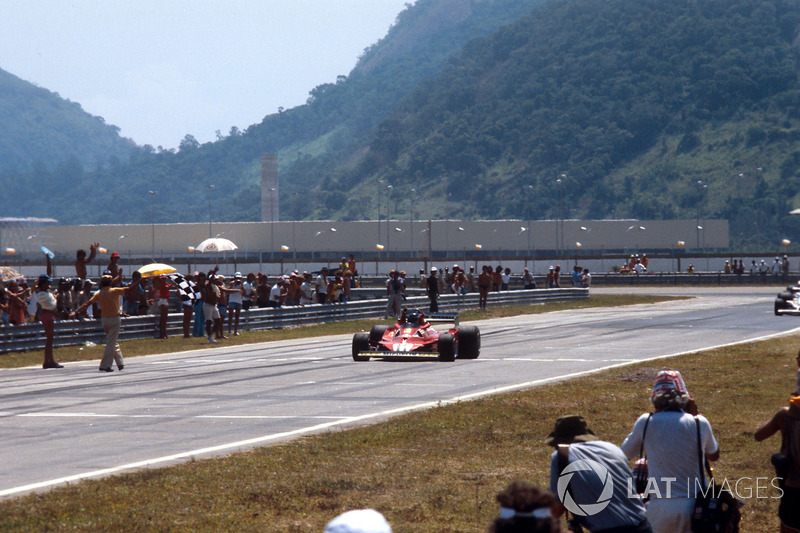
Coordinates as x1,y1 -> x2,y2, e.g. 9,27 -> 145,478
621,412 -> 718,499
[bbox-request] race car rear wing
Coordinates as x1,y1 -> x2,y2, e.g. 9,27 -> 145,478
426,312 -> 460,326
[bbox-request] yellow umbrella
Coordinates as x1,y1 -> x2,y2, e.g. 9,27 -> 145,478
137,263 -> 177,278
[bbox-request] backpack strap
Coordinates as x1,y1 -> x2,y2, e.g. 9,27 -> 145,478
639,413 -> 652,459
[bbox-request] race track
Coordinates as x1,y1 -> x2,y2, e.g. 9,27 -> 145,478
0,287 -> 796,498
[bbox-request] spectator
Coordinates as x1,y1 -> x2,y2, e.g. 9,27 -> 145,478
0,285 -> 8,326
418,269 -> 427,289
553,265 -> 561,287
74,280 -> 94,319
687,263 -> 695,274
107,251 -> 121,283
201,267 -> 223,343
633,259 -> 645,275
754,394 -> 800,533
546,415 -> 651,533
75,243 -> 98,280
784,254 -> 791,274
342,269 -> 352,302
323,508 -> 391,533
580,268 -> 591,288
315,267 -> 329,304
216,275 -> 229,338
385,270 -> 403,320
523,267 -> 536,289
493,266 -> 503,292
299,272 -> 314,305
478,265 -> 492,310
269,277 -> 287,307
192,272 -> 206,337
487,480 -> 561,533
641,253 -> 649,270
571,265 -> 582,287
71,274 -> 129,372
37,275 -> 63,369
155,274 -> 172,339
466,265 -> 475,292
546,266 -> 556,288
6,280 -> 30,325
227,273 -> 244,336
621,370 -> 719,533
426,266 -> 439,313
256,273 -> 271,308
242,272 -> 255,311
348,254 -> 358,283
774,256 -> 783,276
502,267 -> 511,290
724,260 -> 731,274
454,268 -> 467,297
55,278 -> 74,319
760,259 -> 770,280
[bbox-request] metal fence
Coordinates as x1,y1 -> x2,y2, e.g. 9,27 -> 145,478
0,288 -> 588,355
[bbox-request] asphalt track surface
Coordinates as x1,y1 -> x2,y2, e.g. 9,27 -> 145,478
1,287 -> 797,499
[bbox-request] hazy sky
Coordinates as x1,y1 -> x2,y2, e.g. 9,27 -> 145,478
0,1 -> 412,149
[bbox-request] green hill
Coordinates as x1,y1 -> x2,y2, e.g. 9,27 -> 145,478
2,0 -> 800,250
0,68 -> 135,173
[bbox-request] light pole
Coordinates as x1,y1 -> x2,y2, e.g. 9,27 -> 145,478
148,190 -> 157,258
526,185 -> 533,263
269,187 -> 276,259
557,174 -> 566,256
376,180 -> 383,245
409,188 -> 416,258
696,180 -> 707,249
207,184 -> 216,237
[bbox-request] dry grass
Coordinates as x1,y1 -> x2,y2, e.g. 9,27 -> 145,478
0,294 -> 787,532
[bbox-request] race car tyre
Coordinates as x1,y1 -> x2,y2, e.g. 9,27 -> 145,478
775,301 -> 782,316
352,333 -> 371,361
438,333 -> 456,362
456,326 -> 481,359
779,291 -> 794,300
369,325 -> 390,345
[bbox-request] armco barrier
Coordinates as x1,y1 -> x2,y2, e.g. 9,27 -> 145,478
0,288 -> 587,355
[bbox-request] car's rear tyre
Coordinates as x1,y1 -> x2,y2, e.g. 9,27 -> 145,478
776,300 -> 786,316
369,325 -> 389,344
438,333 -> 456,362
456,326 -> 480,359
779,291 -> 794,300
352,333 -> 371,361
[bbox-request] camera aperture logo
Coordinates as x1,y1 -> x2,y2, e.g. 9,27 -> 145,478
557,459 -> 614,516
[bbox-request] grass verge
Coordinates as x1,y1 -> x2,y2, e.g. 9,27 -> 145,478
6,293 -> 789,533
0,294 -> 681,369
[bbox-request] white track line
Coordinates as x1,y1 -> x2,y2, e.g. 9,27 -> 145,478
2,327 -> 797,498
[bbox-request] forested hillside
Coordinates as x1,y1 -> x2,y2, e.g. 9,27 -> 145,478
0,68 -> 135,173
2,0 -> 800,250
322,0 -> 800,249
0,0 -> 540,224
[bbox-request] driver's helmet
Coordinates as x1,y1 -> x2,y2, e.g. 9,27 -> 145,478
406,310 -> 422,325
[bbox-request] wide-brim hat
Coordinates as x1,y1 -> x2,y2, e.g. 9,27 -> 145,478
544,415 -> 598,446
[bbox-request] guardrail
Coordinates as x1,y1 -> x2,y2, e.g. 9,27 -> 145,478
0,288 -> 587,355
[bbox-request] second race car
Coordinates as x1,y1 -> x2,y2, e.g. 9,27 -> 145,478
351,309 -> 480,362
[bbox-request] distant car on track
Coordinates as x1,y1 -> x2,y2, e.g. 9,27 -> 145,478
775,284 -> 800,316
352,309 -> 480,362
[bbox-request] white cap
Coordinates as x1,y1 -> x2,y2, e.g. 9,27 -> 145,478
431,266 -> 438,272
234,271 -> 242,278
324,509 -> 392,533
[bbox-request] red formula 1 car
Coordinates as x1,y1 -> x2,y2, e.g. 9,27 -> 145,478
351,309 -> 480,362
